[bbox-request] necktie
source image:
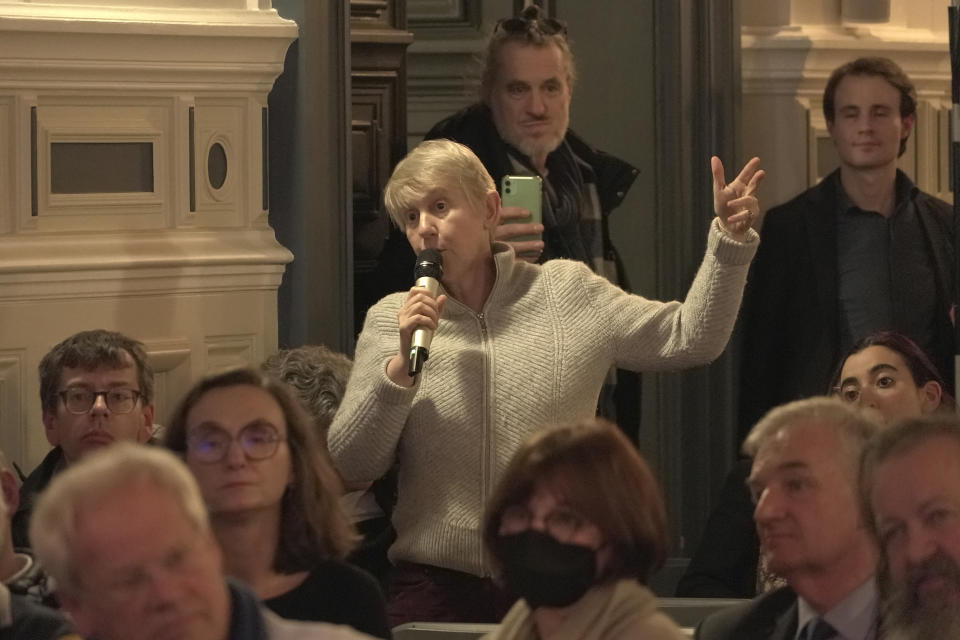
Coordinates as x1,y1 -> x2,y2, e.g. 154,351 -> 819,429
805,618 -> 838,640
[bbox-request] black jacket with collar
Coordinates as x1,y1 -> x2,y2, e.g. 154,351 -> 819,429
695,586 -> 798,640
738,169 -> 954,437
11,447 -> 64,549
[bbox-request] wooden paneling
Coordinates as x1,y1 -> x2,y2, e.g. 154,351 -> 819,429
350,0 -> 412,330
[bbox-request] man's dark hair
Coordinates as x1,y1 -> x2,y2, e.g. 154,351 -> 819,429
39,330 -> 153,413
822,57 -> 916,156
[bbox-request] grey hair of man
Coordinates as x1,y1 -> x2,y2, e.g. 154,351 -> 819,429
29,442 -> 209,597
261,345 -> 353,431
861,416 -> 960,640
479,4 -> 576,104
383,139 -> 497,234
744,396 -> 881,484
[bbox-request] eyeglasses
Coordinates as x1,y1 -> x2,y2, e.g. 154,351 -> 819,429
58,388 -> 142,414
186,422 -> 285,464
500,503 -> 586,542
494,15 -> 567,38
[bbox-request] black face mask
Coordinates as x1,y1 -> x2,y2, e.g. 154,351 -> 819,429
496,529 -> 597,609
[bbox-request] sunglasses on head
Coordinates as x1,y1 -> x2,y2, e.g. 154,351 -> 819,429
494,15 -> 567,38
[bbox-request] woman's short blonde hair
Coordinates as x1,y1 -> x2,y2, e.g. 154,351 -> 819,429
384,139 -> 497,230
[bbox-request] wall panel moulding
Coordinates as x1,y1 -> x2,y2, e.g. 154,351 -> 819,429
0,1 -> 297,471
740,0 -> 950,215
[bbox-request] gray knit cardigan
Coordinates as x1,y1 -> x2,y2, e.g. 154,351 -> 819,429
329,219 -> 758,577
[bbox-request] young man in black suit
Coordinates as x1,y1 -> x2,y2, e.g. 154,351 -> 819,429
739,57 -> 953,439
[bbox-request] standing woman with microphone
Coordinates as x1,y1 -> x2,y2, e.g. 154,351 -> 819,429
328,139 -> 764,626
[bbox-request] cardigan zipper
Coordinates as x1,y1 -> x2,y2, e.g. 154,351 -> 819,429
477,311 -> 492,571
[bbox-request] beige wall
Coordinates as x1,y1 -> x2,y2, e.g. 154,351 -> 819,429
741,0 -> 951,213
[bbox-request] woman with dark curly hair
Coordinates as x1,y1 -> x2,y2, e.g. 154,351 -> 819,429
164,368 -> 390,638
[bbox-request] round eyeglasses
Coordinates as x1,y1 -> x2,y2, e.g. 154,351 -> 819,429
499,503 -> 586,542
58,388 -> 142,415
186,422 -> 285,464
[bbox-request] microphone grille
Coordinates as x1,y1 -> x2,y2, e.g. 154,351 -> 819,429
414,249 -> 444,279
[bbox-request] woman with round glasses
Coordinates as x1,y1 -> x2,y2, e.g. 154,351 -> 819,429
482,418 -> 685,640
830,330 -> 954,422
164,368 -> 390,638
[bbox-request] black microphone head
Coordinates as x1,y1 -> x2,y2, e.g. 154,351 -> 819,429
414,249 -> 444,280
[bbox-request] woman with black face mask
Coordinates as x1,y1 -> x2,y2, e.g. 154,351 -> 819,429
481,418 -> 686,640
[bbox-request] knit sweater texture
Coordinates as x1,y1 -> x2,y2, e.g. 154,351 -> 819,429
329,219 -> 757,577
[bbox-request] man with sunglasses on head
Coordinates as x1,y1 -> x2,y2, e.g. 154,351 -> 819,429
11,329 -> 155,548
425,5 -> 636,277
420,4 -> 642,432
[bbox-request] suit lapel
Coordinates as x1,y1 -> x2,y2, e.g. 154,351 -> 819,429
772,599 -> 799,640
915,199 -> 954,312
803,173 -> 841,321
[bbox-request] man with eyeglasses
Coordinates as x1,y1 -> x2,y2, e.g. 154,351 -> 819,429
11,329 -> 155,548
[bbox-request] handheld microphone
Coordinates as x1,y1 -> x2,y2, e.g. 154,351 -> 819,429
408,249 -> 444,377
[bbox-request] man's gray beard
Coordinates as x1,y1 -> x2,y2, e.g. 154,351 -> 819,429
505,131 -> 565,165
881,553 -> 960,640
882,603 -> 960,640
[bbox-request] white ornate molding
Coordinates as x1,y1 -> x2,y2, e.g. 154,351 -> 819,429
0,4 -> 296,92
0,1 -> 296,469
740,10 -> 951,212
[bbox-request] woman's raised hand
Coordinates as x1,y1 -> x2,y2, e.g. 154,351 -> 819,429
712,156 -> 765,241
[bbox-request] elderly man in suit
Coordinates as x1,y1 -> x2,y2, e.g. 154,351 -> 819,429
860,416 -> 960,639
696,398 -> 881,640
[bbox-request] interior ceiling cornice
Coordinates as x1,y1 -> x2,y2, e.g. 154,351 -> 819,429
0,5 -> 296,90
742,25 -> 949,95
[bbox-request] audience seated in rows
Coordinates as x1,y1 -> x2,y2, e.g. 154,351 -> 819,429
678,330 -> 951,598
262,346 -> 396,587
29,442 -> 376,640
861,415 -> 960,639
482,418 -> 686,640
13,329 -> 155,547
695,398 -> 881,640
163,368 -> 391,639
